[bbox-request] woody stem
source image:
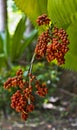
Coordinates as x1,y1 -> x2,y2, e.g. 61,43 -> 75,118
28,53 -> 35,94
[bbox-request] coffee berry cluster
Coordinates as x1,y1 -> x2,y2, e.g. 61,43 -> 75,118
4,69 -> 48,120
35,14 -> 69,65
4,14 -> 69,121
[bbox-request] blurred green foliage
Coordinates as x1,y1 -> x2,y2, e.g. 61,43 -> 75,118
0,16 -> 37,70
31,62 -> 61,108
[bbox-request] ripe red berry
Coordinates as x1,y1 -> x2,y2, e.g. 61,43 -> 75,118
36,14 -> 50,26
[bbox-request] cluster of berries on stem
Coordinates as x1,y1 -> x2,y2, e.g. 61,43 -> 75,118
4,14 -> 69,121
36,14 -> 50,26
4,68 -> 48,120
35,14 -> 69,65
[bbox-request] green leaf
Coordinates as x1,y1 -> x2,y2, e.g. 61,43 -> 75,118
63,21 -> 77,71
0,56 -> 6,71
48,0 -> 77,27
0,53 -> 5,58
14,0 -> 47,25
0,31 -> 11,70
0,33 -> 4,53
15,29 -> 37,59
2,28 -> 11,61
5,28 -> 11,57
2,31 -> 9,59
11,16 -> 26,61
0,53 -> 5,70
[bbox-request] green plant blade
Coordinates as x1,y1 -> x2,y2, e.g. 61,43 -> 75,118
0,53 -> 5,58
2,29 -> 10,60
0,57 -> 6,71
15,29 -> 37,59
0,31 -> 12,69
5,28 -> 11,57
11,16 -> 26,62
48,0 -> 77,27
0,33 -> 4,53
63,21 -> 77,71
14,0 -> 47,25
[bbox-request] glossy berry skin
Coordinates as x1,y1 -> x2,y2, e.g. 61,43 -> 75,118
36,14 -> 50,26
4,69 -> 48,121
35,30 -> 50,59
35,15 -> 69,65
11,90 -> 26,112
46,27 -> 69,65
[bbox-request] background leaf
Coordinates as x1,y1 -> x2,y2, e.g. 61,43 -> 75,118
11,16 -> 26,61
16,29 -> 37,59
14,0 -> 47,25
0,33 -> 4,53
48,0 -> 77,27
5,28 -> 11,57
64,21 -> 77,71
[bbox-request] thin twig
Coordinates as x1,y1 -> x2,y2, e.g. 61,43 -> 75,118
29,53 -> 36,74
28,53 -> 36,104
28,53 -> 36,87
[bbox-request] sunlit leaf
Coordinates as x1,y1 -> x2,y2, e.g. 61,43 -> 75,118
0,33 -> 4,53
5,28 -> 11,57
63,21 -> 77,71
11,16 -> 26,61
0,53 -> 5,58
0,57 -> 6,71
48,0 -> 77,27
14,0 -> 47,25
16,29 -> 37,59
